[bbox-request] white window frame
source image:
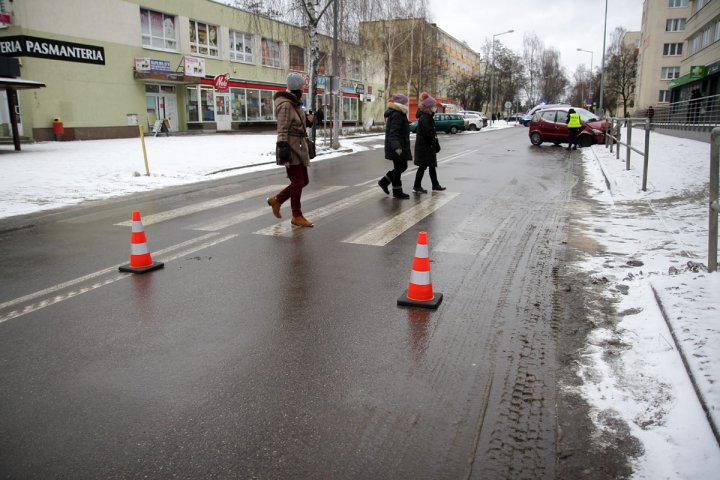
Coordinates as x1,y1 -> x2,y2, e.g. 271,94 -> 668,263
189,19 -> 219,57
694,0 -> 710,15
668,0 -> 688,7
663,42 -> 683,55
229,31 -> 254,64
140,8 -> 177,51
261,38 -> 282,69
288,44 -> 306,72
658,90 -> 670,103
666,18 -> 687,32
661,66 -> 681,80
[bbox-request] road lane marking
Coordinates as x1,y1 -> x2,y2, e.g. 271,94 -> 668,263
114,185 -> 285,227
0,233 -> 236,325
253,188 -> 379,237
192,186 -> 346,232
353,149 -> 476,187
341,191 -> 460,246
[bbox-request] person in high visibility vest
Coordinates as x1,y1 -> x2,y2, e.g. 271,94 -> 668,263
566,108 -> 582,150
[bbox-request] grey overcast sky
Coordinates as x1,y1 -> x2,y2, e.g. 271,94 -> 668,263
427,0 -> 644,75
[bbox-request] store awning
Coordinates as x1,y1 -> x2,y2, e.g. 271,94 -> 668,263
0,76 -> 46,90
669,65 -> 707,89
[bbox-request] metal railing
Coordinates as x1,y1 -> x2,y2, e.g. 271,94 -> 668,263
710,128 -> 719,272
605,117 -> 651,191
637,93 -> 720,131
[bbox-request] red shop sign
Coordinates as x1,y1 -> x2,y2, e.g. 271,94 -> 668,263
213,74 -> 229,91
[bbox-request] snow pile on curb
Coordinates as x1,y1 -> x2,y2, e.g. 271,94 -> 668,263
574,132 -> 720,478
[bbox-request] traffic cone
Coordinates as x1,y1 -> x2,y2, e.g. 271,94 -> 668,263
397,231 -> 443,309
118,211 -> 164,274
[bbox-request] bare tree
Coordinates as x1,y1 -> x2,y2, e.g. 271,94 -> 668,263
605,27 -> 637,117
539,48 -> 568,103
522,33 -> 543,107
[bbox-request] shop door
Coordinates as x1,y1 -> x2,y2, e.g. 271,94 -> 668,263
161,94 -> 179,131
216,93 -> 232,131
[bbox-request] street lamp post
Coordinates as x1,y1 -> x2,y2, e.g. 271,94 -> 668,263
577,48 -> 594,108
598,0 -> 608,118
489,29 -> 513,126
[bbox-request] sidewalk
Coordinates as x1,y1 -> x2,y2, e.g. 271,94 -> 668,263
576,132 -> 720,478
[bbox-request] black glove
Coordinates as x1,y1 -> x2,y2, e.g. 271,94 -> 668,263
435,139 -> 441,153
276,141 -> 291,165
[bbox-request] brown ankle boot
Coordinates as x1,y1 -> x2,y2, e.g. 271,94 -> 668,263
267,196 -> 281,219
291,215 -> 314,227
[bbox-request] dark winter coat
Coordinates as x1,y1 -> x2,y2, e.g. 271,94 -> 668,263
384,103 -> 412,162
274,91 -> 310,166
413,108 -> 439,168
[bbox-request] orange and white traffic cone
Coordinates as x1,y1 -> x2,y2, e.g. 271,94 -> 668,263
118,210 -> 164,274
397,231 -> 443,309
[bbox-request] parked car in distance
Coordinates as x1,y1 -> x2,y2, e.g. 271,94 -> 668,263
464,113 -> 484,131
528,106 -> 611,147
411,113 -> 467,134
460,110 -> 488,127
506,113 -> 524,122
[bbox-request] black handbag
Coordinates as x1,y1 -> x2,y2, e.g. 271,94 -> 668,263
307,139 -> 316,159
435,138 -> 441,153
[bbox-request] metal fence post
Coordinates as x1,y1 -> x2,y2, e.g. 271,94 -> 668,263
710,128 -> 720,272
605,119 -> 609,148
626,119 -> 632,170
616,119 -> 621,160
610,119 -> 614,153
642,119 -> 650,192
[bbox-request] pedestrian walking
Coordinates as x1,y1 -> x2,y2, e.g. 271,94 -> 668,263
378,93 -> 412,199
413,92 -> 445,193
267,72 -> 315,227
566,108 -> 581,150
690,88 -> 702,124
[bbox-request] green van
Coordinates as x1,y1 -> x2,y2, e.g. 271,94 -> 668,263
410,113 -> 466,134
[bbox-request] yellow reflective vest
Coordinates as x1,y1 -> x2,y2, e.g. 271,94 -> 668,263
568,113 -> 581,128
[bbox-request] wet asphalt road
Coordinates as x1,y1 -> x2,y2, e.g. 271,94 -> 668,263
0,126 -> 576,479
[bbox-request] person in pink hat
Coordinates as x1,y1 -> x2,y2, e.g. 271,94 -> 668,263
412,92 -> 445,193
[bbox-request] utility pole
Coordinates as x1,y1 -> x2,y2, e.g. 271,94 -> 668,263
599,0 -> 608,117
331,0 -> 340,149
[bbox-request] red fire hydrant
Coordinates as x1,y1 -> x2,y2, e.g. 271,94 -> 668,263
52,117 -> 64,141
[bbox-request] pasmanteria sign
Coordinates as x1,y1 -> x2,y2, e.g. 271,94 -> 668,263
0,35 -> 105,65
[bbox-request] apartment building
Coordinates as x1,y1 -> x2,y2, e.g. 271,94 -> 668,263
635,0 -> 692,111
359,18 -> 483,116
0,0 -> 385,141
669,0 -> 720,100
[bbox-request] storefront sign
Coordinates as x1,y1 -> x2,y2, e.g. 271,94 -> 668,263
355,84 -> 365,94
317,76 -> 327,89
690,65 -> 706,79
213,73 -> 229,90
341,80 -> 364,95
183,56 -> 205,77
0,35 -> 105,65
0,13 -> 12,24
135,58 -> 172,73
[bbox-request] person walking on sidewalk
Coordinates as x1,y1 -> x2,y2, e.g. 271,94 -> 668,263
378,93 -> 412,199
267,72 -> 315,227
412,92 -> 445,193
566,108 -> 581,150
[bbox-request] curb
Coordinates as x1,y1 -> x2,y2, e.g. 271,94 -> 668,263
650,282 -> 720,448
588,145 -> 613,194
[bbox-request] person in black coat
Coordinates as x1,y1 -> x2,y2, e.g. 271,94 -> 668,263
412,92 -> 445,193
378,93 -> 412,199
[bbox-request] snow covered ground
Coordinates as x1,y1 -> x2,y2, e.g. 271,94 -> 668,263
578,131 -> 720,479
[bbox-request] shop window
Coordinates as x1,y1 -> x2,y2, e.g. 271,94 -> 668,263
231,88 -> 246,121
230,31 -> 254,63
190,20 -> 219,57
342,97 -> 358,122
145,84 -> 160,93
260,90 -> 275,120
261,38 -> 281,68
187,87 -> 199,122
289,45 -> 305,72
246,89 -> 261,120
201,87 -> 215,121
140,8 -> 177,50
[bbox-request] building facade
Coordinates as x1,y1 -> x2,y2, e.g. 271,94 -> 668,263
635,0 -> 692,111
0,0 -> 385,141
668,0 -> 720,100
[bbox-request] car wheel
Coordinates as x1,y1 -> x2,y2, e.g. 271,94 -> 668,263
530,132 -> 543,146
578,135 -> 593,148
469,124 -> 477,131
450,126 -> 458,134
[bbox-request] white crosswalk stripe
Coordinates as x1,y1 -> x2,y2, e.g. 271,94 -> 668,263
254,188 -> 379,237
192,186 -> 346,231
341,191 -> 459,246
114,185 -> 285,227
353,149 -> 475,187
